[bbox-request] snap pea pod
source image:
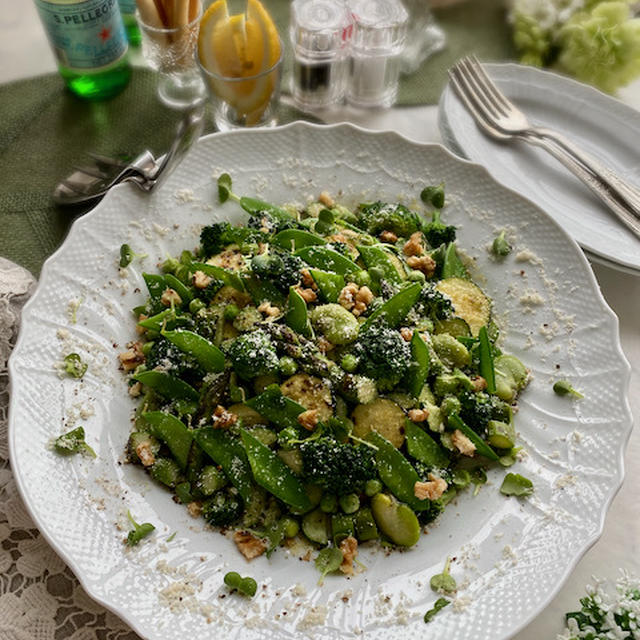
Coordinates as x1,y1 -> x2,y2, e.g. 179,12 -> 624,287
272,229 -> 326,251
143,411 -> 193,470
137,309 -> 187,332
309,269 -> 344,303
368,432 -> 430,511
408,330 -> 430,398
143,273 -> 166,300
361,282 -> 422,331
193,428 -> 253,501
162,329 -> 225,373
245,384 -> 305,431
441,244 -> 469,279
448,413 -> 499,461
478,326 -> 496,394
285,287 -> 311,337
357,246 -> 402,284
242,275 -> 286,307
240,197 -> 294,222
164,273 -> 192,305
133,370 -> 199,402
295,246 -> 360,275
241,429 -> 311,512
405,419 -> 450,468
190,261 -> 245,292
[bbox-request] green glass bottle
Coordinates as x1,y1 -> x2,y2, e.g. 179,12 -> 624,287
119,0 -> 141,46
34,0 -> 131,100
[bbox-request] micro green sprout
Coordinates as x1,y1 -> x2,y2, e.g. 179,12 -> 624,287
491,231 -> 512,258
424,597 -> 450,623
119,243 -> 147,268
63,353 -> 87,378
223,571 -> 258,597
315,547 -> 343,585
126,511 -> 155,546
53,426 -> 96,458
553,380 -> 584,398
430,557 -> 457,594
217,173 -> 235,203
420,183 -> 445,209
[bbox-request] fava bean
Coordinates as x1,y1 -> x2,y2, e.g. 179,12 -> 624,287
309,304 -> 359,345
371,493 -> 420,547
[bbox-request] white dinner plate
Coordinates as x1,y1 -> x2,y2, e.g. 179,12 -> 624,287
9,122 -> 632,640
438,63 -> 640,273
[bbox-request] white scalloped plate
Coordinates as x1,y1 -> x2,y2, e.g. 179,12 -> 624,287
438,63 -> 640,273
9,123 -> 632,640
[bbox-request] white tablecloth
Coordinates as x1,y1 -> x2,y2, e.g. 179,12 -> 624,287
1,3 -> 638,639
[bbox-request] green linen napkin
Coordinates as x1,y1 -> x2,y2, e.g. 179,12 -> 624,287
0,0 -> 513,276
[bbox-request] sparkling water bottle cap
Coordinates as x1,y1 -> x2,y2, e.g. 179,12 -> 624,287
290,0 -> 353,57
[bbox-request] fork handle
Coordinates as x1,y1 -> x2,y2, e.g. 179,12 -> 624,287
532,127 -> 640,219
523,132 -> 640,240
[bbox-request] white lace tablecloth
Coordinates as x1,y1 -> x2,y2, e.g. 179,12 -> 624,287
0,258 -> 139,640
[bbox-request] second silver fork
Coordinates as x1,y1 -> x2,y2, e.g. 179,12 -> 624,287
449,56 -> 640,239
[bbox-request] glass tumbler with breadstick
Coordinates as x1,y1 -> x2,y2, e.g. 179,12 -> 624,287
136,0 -> 206,108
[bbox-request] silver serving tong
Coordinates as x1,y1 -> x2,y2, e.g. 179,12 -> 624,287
53,107 -> 205,206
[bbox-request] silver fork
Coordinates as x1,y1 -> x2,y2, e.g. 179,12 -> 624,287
449,56 -> 640,239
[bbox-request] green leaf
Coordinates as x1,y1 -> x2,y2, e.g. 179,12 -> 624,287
63,353 -> 87,379
424,597 -> 450,623
500,473 -> 534,497
53,426 -> 96,458
218,173 -> 232,202
430,557 -> 457,594
314,547 -> 343,585
126,511 -> 155,546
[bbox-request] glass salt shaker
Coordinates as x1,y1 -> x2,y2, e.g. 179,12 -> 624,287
346,0 -> 408,109
290,0 -> 353,111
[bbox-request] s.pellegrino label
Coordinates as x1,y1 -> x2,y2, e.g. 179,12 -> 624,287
34,0 -> 128,72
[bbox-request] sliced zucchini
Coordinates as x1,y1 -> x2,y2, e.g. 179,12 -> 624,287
339,374 -> 378,405
196,465 -> 228,496
228,403 -> 265,427
150,458 -> 182,488
206,246 -> 246,271
433,317 -> 471,338
352,398 -> 406,448
435,277 -> 491,337
278,449 -> 303,474
211,285 -> 252,308
280,374 -> 333,422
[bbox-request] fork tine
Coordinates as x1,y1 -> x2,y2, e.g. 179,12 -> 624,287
450,62 -> 504,123
467,55 -> 512,114
72,164 -> 112,180
449,69 -> 504,136
457,57 -> 509,119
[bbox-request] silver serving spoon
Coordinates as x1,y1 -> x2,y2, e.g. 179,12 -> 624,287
53,107 -> 205,206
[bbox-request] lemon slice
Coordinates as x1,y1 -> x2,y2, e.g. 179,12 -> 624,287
198,0 -> 281,125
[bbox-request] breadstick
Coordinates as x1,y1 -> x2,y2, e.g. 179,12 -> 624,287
188,0 -> 200,23
136,0 -> 164,29
152,0 -> 169,27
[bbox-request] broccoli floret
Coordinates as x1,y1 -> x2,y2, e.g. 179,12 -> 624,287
356,201 -> 421,238
417,498 -> 445,525
200,222 -> 264,258
227,329 -> 280,380
194,278 -> 225,303
352,322 -> 410,391
415,283 -> 453,320
146,338 -> 203,382
458,391 -> 511,436
422,210 -> 456,248
299,438 -> 376,495
248,211 -> 299,234
250,250 -> 303,293
201,488 -> 243,526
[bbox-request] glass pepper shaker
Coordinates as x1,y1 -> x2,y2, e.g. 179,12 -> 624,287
290,0 -> 353,111
346,0 -> 408,109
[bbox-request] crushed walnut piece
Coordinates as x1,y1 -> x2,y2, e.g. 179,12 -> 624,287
340,284 -> 373,317
187,501 -> 202,518
295,286 -> 317,303
136,440 -> 155,467
257,301 -> 281,318
318,191 -> 334,208
161,288 -> 182,307
339,536 -> 358,575
414,474 -> 448,501
400,327 -> 413,342
118,341 -> 145,371
298,409 -> 319,431
403,231 -> 425,257
338,283 -> 358,310
379,230 -> 398,243
212,405 -> 238,429
452,429 -> 476,456
471,376 -> 487,392
193,270 -> 212,289
316,337 -> 334,353
300,268 -> 317,289
128,381 -> 142,398
407,255 -> 436,277
233,531 -> 267,560
136,314 -> 148,335
408,408 -> 429,422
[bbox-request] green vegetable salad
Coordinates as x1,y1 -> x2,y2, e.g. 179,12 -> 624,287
120,175 -> 530,576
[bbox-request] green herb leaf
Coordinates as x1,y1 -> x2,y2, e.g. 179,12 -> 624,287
126,510 -> 155,546
430,557 -> 457,594
491,231 -> 511,258
218,173 -> 232,203
315,547 -> 343,585
424,597 -> 450,623
553,380 -> 584,398
420,183 -> 445,209
53,427 -> 96,458
120,243 -> 134,268
63,353 -> 87,379
500,472 -> 534,497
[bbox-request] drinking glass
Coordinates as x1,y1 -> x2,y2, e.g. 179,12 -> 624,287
137,5 -> 206,109
198,49 -> 283,131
